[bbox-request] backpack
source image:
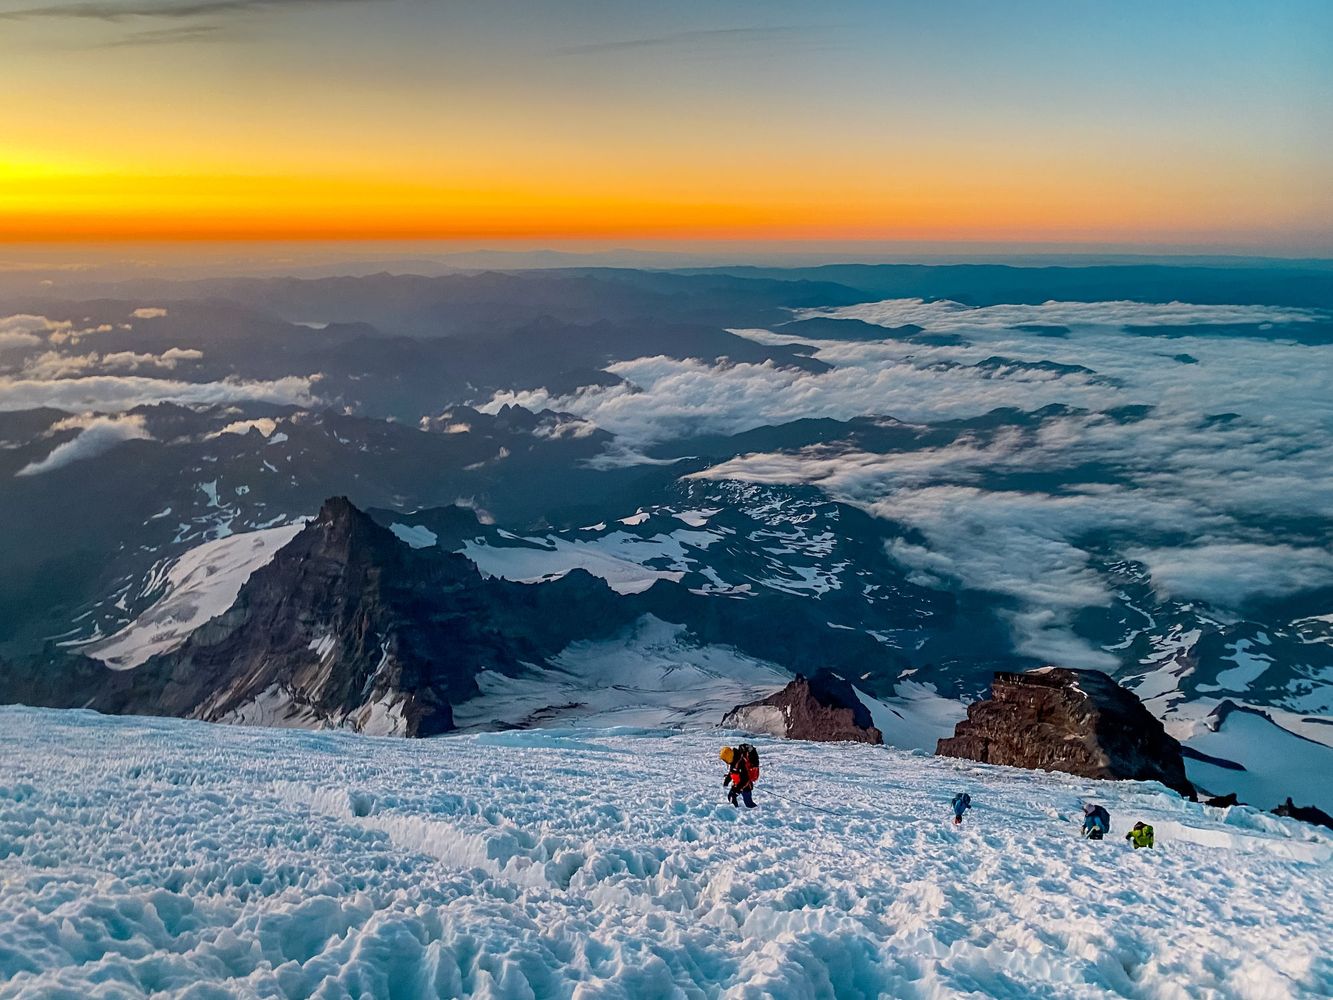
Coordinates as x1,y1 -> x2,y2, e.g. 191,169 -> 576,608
736,743 -> 760,782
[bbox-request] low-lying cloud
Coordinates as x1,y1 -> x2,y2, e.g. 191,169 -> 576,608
0,312 -> 314,412
16,414 -> 152,476
0,374 -> 318,413
489,296 -> 1333,666
18,347 -> 204,379
211,416 -> 279,438
0,314 -> 71,351
1129,543 -> 1333,608
804,297 -> 1324,332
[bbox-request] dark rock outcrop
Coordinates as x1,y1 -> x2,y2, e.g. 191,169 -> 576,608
936,668 -> 1194,797
723,670 -> 883,744
1204,792 -> 1241,808
15,498 -> 642,737
1272,797 -> 1333,830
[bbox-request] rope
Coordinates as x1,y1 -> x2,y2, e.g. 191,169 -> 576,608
761,787 -> 852,817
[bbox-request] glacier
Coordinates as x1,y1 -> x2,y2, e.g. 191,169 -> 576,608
81,522 -> 305,671
1,706 -> 1329,999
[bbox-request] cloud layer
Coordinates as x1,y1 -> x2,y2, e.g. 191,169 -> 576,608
17,414 -> 152,476
1128,543 -> 1333,608
487,297 -> 1333,665
0,312 -> 317,414
0,374 -> 317,413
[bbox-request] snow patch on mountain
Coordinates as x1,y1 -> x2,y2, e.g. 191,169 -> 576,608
1214,639 -> 1273,691
1183,706 -> 1333,813
460,529 -> 718,595
389,522 -> 439,549
82,522 -> 304,669
860,679 -> 969,752
451,616 -> 789,730
672,507 -> 721,527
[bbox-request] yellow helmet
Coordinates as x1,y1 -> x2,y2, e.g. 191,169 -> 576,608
719,747 -> 734,764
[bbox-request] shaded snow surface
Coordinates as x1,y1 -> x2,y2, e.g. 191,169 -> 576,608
1,707 -> 1330,999
451,617 -> 790,732
1183,707 -> 1333,814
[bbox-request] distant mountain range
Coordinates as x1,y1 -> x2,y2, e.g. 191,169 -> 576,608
1,263 -> 1329,809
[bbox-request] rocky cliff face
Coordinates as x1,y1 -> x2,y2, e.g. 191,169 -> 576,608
723,670 -> 883,744
936,667 -> 1194,797
62,497 -> 639,736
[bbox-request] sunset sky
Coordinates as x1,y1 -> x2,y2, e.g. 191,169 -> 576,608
1,0 -> 1330,250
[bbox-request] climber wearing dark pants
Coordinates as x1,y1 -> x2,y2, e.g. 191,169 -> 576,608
720,745 -> 760,808
1082,803 -> 1111,840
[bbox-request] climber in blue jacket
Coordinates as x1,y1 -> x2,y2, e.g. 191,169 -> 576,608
1082,803 -> 1111,840
951,792 -> 972,825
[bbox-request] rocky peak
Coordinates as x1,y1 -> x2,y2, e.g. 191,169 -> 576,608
309,494 -> 403,564
936,667 -> 1194,798
58,497 -> 645,738
1272,798 -> 1333,830
316,494 -> 361,527
722,669 -> 883,744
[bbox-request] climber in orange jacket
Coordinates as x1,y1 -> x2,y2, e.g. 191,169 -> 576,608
720,744 -> 760,808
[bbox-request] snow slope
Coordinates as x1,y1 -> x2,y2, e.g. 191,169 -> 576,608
451,616 -> 791,731
1183,706 -> 1333,814
1,707 -> 1329,999
446,616 -> 963,752
459,528 -> 709,594
82,522 -> 304,670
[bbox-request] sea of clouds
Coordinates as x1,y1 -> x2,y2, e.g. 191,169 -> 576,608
0,308 -> 318,473
484,298 -> 1333,666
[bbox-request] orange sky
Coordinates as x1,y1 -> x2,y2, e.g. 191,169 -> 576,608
1,1 -> 1330,250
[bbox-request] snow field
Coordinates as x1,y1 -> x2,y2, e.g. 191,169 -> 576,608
83,523 -> 304,670
1,707 -> 1330,999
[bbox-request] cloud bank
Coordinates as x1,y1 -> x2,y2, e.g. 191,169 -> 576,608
16,414 -> 152,476
0,374 -> 317,413
0,312 -> 315,414
0,314 -> 71,351
17,348 -> 201,378
1128,543 -> 1333,608
488,297 -> 1333,665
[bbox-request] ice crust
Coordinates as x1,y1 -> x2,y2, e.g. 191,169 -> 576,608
1,707 -> 1329,998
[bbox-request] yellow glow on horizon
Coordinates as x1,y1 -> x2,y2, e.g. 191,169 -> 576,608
0,0 -> 1327,251
1,154 -> 1323,247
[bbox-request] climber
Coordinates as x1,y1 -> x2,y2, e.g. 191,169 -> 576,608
951,792 -> 972,825
1125,821 -> 1155,849
1082,803 -> 1111,840
720,744 -> 760,808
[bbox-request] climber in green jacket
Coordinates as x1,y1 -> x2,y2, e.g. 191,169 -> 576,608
1125,821 -> 1155,849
